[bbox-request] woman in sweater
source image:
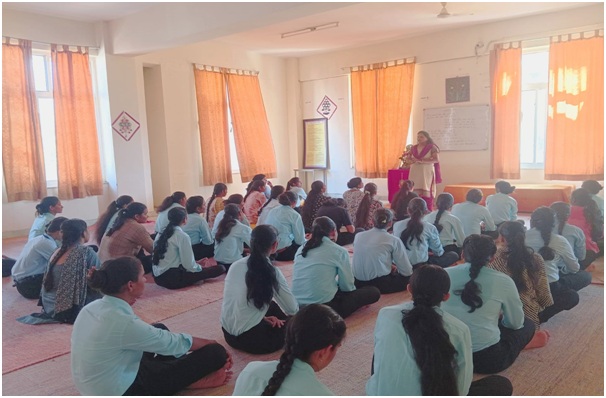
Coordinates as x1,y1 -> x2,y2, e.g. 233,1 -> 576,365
94,195 -> 133,245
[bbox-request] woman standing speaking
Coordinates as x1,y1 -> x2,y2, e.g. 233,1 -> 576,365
408,131 -> 441,211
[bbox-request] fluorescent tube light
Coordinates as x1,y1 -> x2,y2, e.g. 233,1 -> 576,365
281,22 -> 339,39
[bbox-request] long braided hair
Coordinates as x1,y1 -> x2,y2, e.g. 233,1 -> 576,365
433,193 -> 454,233
455,234 -> 496,313
530,207 -> 556,261
571,188 -> 603,241
152,207 -> 187,265
300,216 -> 336,258
301,181 -> 326,229
258,185 -> 285,217
355,183 -> 378,229
206,183 -> 227,222
44,219 -> 88,291
245,224 -> 279,310
156,191 -> 186,213
215,204 -> 241,243
550,202 -> 571,236
400,197 -> 427,250
498,221 -> 539,292
402,264 -> 458,396
107,202 -> 147,236
95,195 -> 133,244
391,180 -> 415,220
262,304 -> 346,395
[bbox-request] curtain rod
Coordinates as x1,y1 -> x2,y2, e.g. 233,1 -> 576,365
340,57 -> 415,72
194,63 -> 259,76
3,36 -> 100,55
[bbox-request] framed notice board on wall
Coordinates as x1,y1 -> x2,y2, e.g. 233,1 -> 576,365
303,118 -> 328,169
423,105 -> 490,151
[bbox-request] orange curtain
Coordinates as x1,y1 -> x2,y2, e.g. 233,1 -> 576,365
351,62 -> 415,178
193,67 -> 232,185
489,43 -> 522,179
545,34 -> 604,180
51,45 -> 103,199
225,73 -> 277,182
2,39 -> 46,202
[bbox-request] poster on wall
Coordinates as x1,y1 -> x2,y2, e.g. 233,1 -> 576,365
112,111 -> 140,141
316,95 -> 338,119
303,118 -> 328,169
445,76 -> 470,103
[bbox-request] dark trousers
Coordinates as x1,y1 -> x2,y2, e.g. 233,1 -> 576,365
472,317 -> 535,374
355,273 -> 410,294
192,243 -> 215,261
14,273 -> 44,299
468,375 -> 513,396
275,243 -> 301,261
324,287 -> 381,319
427,251 -> 460,268
443,244 -> 462,257
336,228 -> 364,246
2,258 -> 16,277
559,270 -> 592,291
222,302 -> 288,354
539,280 -> 580,323
579,250 -> 599,270
124,323 -> 228,396
154,264 -> 225,290
136,250 -> 153,274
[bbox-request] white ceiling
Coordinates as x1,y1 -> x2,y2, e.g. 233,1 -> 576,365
2,2 -> 599,57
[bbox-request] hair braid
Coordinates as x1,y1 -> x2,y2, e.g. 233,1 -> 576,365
262,341 -> 297,395
455,235 -> 496,312
400,198 -> 427,249
301,217 -> 335,257
530,207 -> 555,261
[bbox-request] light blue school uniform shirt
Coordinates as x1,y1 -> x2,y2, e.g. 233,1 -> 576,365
182,213 -> 213,245
233,358 -> 333,396
289,186 -> 307,208
392,219 -> 444,265
28,213 -> 55,241
11,234 -> 58,281
221,256 -> 298,336
213,221 -> 252,265
525,228 -> 580,282
291,237 -> 356,305
486,192 -> 518,224
263,205 -> 306,250
451,201 -> 496,237
211,210 -> 250,238
71,295 -> 193,396
152,226 -> 200,276
442,263 -> 524,352
257,199 -> 281,225
590,193 -> 604,218
424,210 -> 466,247
352,228 -> 412,281
366,302 -> 473,396
154,203 -> 184,233
553,223 -> 586,261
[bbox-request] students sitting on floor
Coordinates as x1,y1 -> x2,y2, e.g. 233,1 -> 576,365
355,183 -> 384,230
291,217 -> 380,319
155,191 -> 186,234
551,202 -> 592,269
11,217 -> 67,299
316,198 -> 358,246
263,192 -> 306,261
352,208 -> 413,294
581,180 -> 604,218
390,179 -> 419,222
286,177 -> 307,209
212,194 -> 250,237
525,207 -> 592,324
441,235 -> 535,374
94,195 -> 133,245
301,180 -> 331,232
214,204 -> 252,271
243,180 -> 267,226
425,193 -> 466,257
343,177 -> 365,225
28,196 -> 64,241
220,225 -> 298,355
152,207 -> 225,290
486,181 -> 519,227
247,173 -> 273,199
257,185 -> 285,226
183,196 -> 214,260
99,202 -> 154,274
488,222 -> 553,349
568,188 -> 603,264
392,198 -> 459,269
71,256 -> 232,396
367,264 -> 513,396
233,304 -> 345,395
206,183 -> 228,230
451,188 -> 497,238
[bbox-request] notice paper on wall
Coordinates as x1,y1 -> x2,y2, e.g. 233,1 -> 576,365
423,105 -> 490,151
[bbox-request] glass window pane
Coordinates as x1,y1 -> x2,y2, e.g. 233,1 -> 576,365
535,88 -> 548,164
522,52 -> 549,85
520,90 -> 537,164
38,97 -> 58,184
33,55 -> 48,92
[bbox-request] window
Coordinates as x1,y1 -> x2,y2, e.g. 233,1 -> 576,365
520,47 -> 549,169
226,103 -> 240,174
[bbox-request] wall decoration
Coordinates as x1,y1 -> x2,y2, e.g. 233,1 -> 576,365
316,95 -> 338,119
112,111 -> 140,141
445,76 -> 470,103
303,118 -> 328,169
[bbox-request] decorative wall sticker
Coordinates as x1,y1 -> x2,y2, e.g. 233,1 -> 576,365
112,111 -> 140,141
316,95 -> 338,119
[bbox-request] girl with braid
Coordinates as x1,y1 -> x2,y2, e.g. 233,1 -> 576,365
152,208 -> 225,290
390,179 -> 418,221
425,193 -> 466,256
154,191 -> 186,234
291,217 -> 380,318
551,201 -> 593,269
442,235 -> 535,374
525,207 -> 591,323
354,183 -> 384,230
488,222 -> 553,348
221,225 -> 298,354
367,265 -> 513,396
94,195 -> 133,245
206,183 -> 228,229
343,177 -> 364,224
214,204 -> 252,271
19,219 -> 101,324
393,197 -> 459,269
257,185 -> 285,225
233,304 -> 345,395
301,180 -> 331,232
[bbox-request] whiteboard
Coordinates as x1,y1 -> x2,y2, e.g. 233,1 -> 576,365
423,105 -> 490,151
